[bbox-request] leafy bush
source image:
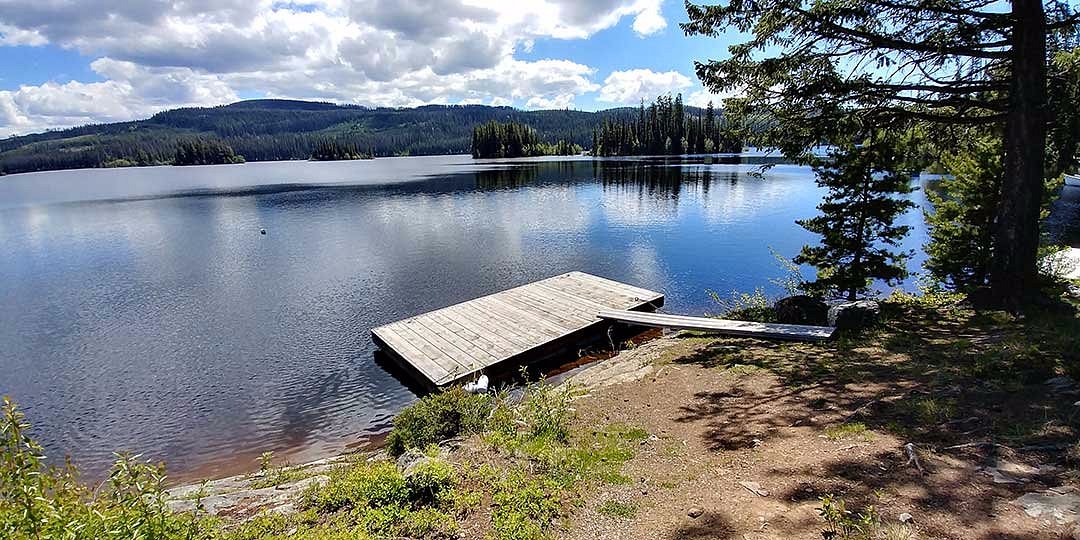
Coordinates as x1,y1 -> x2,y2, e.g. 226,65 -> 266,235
519,379 -> 576,443
386,388 -> 492,456
405,458 -> 456,505
300,457 -> 459,539
303,460 -> 409,514
0,397 -> 205,540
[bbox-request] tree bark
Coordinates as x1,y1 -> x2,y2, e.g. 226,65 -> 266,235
990,0 -> 1047,309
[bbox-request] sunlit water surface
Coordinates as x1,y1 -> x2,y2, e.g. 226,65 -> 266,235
1,154 -> 947,481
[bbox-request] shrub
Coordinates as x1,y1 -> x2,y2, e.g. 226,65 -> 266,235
386,388 -> 492,456
490,471 -> 561,540
304,460 -> 409,513
0,397 -> 206,540
406,458 -> 456,505
519,379 -> 576,443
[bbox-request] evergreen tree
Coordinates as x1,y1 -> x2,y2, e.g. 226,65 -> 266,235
795,135 -> 916,300
925,135 -> 1003,291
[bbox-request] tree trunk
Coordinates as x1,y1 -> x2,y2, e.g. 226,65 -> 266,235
990,0 -> 1047,310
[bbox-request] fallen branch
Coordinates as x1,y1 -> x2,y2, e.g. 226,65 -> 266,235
904,443 -> 925,474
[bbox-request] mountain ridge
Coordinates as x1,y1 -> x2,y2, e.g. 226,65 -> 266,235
0,100 -> 666,174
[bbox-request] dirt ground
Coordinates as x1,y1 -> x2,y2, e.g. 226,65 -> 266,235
553,321 -> 1078,540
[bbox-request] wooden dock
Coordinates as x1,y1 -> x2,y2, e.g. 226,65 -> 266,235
371,272 -> 664,387
598,310 -> 835,341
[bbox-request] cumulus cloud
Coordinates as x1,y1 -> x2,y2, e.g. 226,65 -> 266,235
597,69 -> 693,104
0,0 -> 669,135
0,62 -> 240,137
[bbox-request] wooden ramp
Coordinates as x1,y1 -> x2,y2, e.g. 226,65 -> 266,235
598,310 -> 835,342
371,272 -> 664,387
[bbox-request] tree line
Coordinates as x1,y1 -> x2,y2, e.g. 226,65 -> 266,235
470,121 -> 582,158
591,96 -> 742,156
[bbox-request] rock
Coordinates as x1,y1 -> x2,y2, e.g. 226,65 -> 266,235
1012,489 -> 1080,525
738,480 -> 769,497
898,512 -> 913,523
1047,376 -> 1078,394
984,467 -> 1025,484
396,448 -> 428,472
1072,524 -> 1080,540
687,507 -> 704,518
827,300 -> 880,330
773,295 -> 828,326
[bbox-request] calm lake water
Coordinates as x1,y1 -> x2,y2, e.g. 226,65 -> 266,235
1,154 -> 936,481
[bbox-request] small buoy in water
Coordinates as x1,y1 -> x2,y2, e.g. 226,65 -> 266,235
260,228 -> 267,235
464,374 -> 489,394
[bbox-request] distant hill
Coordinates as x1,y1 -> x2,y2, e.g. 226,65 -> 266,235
0,99 -> 658,175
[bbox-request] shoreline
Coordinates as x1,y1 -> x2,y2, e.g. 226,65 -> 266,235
164,331 -> 677,515
165,328 -> 665,488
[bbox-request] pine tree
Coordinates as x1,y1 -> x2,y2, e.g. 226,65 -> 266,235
795,136 -> 916,300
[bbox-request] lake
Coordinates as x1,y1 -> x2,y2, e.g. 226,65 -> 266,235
0,154 -> 933,481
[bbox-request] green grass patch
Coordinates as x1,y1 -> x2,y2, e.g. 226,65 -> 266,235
597,500 -> 637,518
824,422 -> 873,441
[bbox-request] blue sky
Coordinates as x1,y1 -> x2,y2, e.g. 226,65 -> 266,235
0,0 -> 743,136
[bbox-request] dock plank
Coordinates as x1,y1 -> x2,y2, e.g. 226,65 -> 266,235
371,272 -> 665,387
597,310 -> 835,342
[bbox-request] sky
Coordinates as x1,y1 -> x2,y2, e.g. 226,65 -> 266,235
0,0 -> 744,137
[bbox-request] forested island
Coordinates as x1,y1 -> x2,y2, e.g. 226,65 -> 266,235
173,139 -> 246,166
308,139 -> 372,161
470,120 -> 581,158
591,96 -> 741,156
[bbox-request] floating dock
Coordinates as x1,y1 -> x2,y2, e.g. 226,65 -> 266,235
371,272 -> 664,387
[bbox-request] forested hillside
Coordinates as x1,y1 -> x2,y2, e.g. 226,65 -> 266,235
0,100 -> 658,175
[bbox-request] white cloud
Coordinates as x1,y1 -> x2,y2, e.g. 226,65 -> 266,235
597,69 -> 693,104
0,0 -> 668,135
0,23 -> 47,46
685,87 -> 743,108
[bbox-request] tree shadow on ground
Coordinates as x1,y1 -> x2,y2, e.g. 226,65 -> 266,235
666,510 -> 737,540
664,298 -> 1080,537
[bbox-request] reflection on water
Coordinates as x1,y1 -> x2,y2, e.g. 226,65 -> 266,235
0,156 -> 929,482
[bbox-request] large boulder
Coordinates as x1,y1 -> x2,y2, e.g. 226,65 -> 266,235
827,300 -> 880,331
773,295 -> 828,326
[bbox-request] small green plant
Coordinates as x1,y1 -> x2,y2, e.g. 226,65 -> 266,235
769,247 -> 806,296
819,494 -> 881,539
909,396 -> 957,424
708,287 -> 776,322
824,422 -> 872,441
519,378 -> 577,443
258,450 -> 274,473
597,500 -> 637,518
